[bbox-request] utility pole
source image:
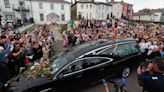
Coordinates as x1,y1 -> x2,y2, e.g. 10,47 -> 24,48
19,2 -> 24,24
30,0 -> 33,18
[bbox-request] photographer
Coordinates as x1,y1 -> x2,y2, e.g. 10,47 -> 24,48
137,57 -> 164,92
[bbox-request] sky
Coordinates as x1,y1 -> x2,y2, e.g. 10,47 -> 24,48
66,0 -> 164,12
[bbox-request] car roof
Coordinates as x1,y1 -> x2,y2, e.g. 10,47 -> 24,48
52,38 -> 137,67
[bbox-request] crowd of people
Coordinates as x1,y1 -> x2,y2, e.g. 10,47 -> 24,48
63,19 -> 164,92
64,19 -> 164,59
0,25 -> 56,88
0,17 -> 164,91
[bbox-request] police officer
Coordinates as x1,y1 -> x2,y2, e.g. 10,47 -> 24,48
137,57 -> 164,92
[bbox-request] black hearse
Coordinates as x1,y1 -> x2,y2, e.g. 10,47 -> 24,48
7,38 -> 141,92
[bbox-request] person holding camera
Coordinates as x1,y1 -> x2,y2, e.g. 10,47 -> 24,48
137,57 -> 164,92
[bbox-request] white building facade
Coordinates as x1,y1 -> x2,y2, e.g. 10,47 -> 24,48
71,0 -> 112,20
31,0 -> 71,24
133,11 -> 164,22
111,3 -> 122,19
0,0 -> 71,24
71,0 -> 133,20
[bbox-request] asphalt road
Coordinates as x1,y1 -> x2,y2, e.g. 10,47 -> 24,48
77,71 -> 143,92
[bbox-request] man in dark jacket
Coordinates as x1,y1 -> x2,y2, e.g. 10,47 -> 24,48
137,57 -> 164,92
0,36 -> 11,90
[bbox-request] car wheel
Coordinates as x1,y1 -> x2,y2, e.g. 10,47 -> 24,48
122,67 -> 131,78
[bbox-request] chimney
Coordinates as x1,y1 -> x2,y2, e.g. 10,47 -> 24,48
111,0 -> 114,3
121,0 -> 124,3
106,0 -> 109,3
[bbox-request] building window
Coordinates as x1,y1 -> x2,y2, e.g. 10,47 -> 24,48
81,4 -> 83,9
40,13 -> 44,21
90,4 -> 92,8
128,5 -> 131,10
19,1 -> 25,6
86,4 -> 88,9
99,5 -> 101,9
6,15 -> 13,20
90,12 -> 92,18
39,3 -> 43,9
4,0 -> 10,8
106,6 -> 108,10
86,12 -> 88,18
102,5 -> 104,9
61,4 -> 64,10
102,13 -> 104,18
61,14 -> 65,21
50,4 -> 54,10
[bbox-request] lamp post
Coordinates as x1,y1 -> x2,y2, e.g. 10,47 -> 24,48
30,0 -> 33,18
19,2 -> 24,24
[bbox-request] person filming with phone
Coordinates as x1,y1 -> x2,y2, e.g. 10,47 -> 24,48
137,57 -> 164,92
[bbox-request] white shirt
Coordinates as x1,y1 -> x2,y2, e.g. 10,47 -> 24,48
139,42 -> 147,53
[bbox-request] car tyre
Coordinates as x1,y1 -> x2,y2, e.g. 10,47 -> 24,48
122,67 -> 131,78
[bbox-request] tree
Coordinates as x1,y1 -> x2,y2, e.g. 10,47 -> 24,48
77,14 -> 82,20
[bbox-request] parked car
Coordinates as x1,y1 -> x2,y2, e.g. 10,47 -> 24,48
6,38 -> 141,92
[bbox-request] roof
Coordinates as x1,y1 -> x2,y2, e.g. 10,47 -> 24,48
30,0 -> 70,4
109,1 -> 133,6
133,12 -> 158,16
71,0 -> 112,7
138,8 -> 164,14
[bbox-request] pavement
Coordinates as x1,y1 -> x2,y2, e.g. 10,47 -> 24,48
17,24 -> 34,33
78,71 -> 143,92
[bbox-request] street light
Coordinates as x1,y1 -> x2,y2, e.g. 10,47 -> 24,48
29,0 -> 33,18
19,2 -> 24,24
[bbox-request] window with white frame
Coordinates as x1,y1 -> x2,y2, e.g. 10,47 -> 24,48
81,4 -> 83,9
50,3 -> 54,10
99,13 -> 100,18
19,1 -> 25,6
90,4 -> 92,8
61,4 -> 64,10
102,13 -> 104,18
4,0 -> 10,8
6,15 -> 12,20
90,12 -> 92,18
61,14 -> 65,21
40,13 -> 44,21
39,3 -> 43,9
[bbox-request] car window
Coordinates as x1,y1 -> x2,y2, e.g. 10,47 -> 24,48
82,58 -> 107,68
113,42 -> 139,57
129,42 -> 139,54
62,61 -> 83,74
61,57 -> 110,75
97,45 -> 116,55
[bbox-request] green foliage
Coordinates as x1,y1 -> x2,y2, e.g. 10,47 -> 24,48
77,14 -> 82,21
130,20 -> 164,25
60,24 -> 67,34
